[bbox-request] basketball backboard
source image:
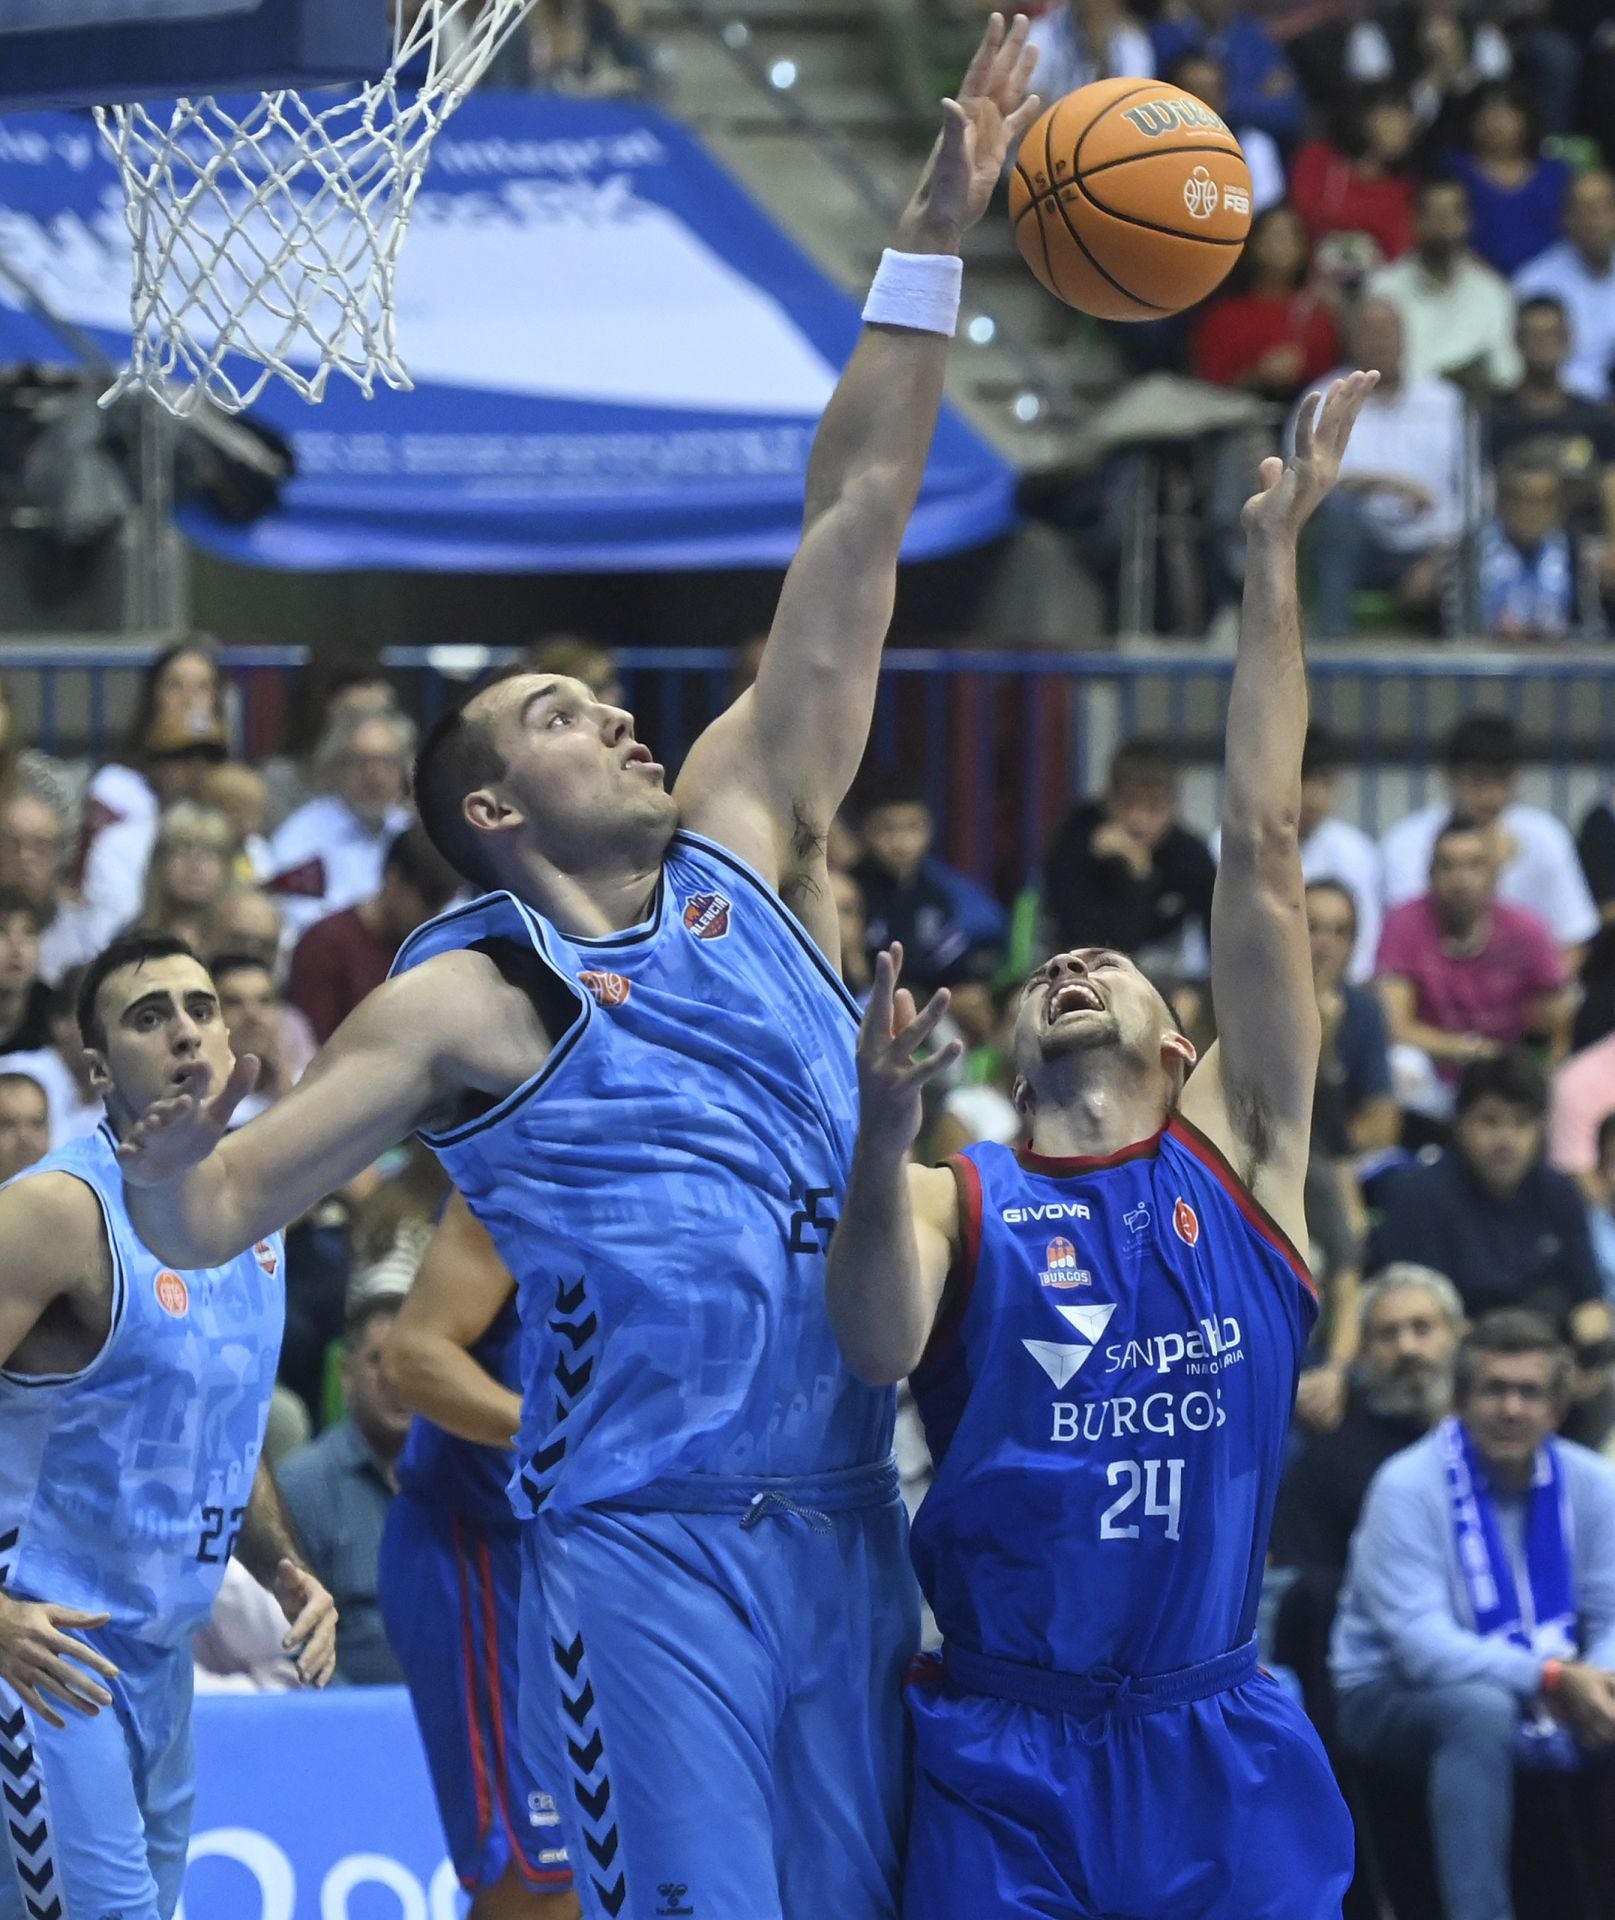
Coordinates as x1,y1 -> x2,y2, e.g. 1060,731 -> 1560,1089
0,0 -> 390,111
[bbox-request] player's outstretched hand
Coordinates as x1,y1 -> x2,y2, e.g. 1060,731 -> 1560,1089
117,1053 -> 260,1187
901,13 -> 1041,249
857,943 -> 964,1157
273,1558 -> 338,1690
1242,369 -> 1380,543
0,1594 -> 118,1731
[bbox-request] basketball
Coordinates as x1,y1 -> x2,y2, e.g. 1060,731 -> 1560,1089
1010,78 -> 1254,322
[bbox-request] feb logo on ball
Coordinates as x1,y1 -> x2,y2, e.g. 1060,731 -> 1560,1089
1173,1198 -> 1200,1248
682,891 -> 732,941
155,1270 -> 190,1317
578,970 -> 631,1008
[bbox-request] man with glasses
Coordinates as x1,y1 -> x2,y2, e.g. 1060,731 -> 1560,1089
0,792 -> 98,988
266,712 -> 414,938
1332,1308 -> 1615,1920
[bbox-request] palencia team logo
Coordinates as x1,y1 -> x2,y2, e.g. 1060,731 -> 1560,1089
578,969 -> 631,1008
1039,1236 -> 1092,1290
154,1270 -> 190,1317
253,1240 -> 278,1276
682,890 -> 732,940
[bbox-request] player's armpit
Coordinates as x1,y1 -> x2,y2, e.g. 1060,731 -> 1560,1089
0,1173 -> 108,1374
1177,1039 -> 1312,1262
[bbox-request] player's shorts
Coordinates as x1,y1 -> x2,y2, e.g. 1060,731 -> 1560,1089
378,1491 -> 573,1898
518,1460 -> 919,1920
0,1624 -> 194,1920
904,1638 -> 1355,1920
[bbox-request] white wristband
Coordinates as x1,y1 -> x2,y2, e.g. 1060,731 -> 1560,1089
862,248 -> 963,337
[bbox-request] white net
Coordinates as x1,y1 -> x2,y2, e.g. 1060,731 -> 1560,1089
94,0 -> 539,416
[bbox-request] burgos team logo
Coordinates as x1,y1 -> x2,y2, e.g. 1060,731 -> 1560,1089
1173,1198 -> 1200,1247
253,1240 -> 278,1276
682,890 -> 732,940
578,970 -> 631,1008
1039,1236 -> 1092,1290
155,1270 -> 190,1317
1183,166 -> 1219,221
1022,1301 -> 1117,1389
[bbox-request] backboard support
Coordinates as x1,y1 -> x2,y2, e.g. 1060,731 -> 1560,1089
0,0 -> 390,112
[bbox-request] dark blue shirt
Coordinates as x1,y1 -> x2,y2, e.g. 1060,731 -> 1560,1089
1444,152 -> 1572,278
1368,1152 -> 1600,1320
1149,14 -> 1304,143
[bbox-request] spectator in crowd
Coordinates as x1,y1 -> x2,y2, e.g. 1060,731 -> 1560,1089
277,1293 -> 411,1687
0,966 -> 101,1148
285,824 -> 461,1044
830,868 -> 872,1000
1040,737 -> 1216,975
1382,712 -> 1599,956
1149,0 -> 1304,144
213,951 -> 299,1128
1370,1054 -> 1607,1342
1297,297 -> 1467,637
1310,879 -> 1400,1155
1271,1263 -> 1464,1724
1443,81 -> 1571,278
1290,86 -> 1419,266
929,969 -> 1023,1159
193,1559 -> 300,1694
1297,725 -> 1382,980
82,711 -> 231,949
1584,1112 -> 1615,1299
1331,1310 -> 1615,1920
0,1069 -> 48,1184
1344,0 -> 1511,140
1515,170 -> 1615,403
1193,205 -> 1341,400
212,886 -> 286,974
262,659 -> 402,828
1024,0 -> 1154,103
1164,52 -> 1284,214
1368,174 -> 1522,391
0,890 -> 50,1056
1377,821 -> 1572,1108
0,668 -> 71,823
132,801 -> 236,955
1478,460 -> 1585,641
1549,1031 -> 1615,1196
851,776 -> 1006,994
1490,295 -> 1615,572
523,631 -> 623,707
266,709 -> 414,936
201,761 -> 273,885
0,787 -> 97,986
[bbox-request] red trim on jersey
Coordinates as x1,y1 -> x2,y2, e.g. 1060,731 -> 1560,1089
1167,1114 -> 1316,1298
452,1516 -> 495,1851
476,1533 -> 573,1890
1016,1125 -> 1169,1178
912,1155 -> 983,1380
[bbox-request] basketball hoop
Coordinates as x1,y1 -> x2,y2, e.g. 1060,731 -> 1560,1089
95,0 -> 539,417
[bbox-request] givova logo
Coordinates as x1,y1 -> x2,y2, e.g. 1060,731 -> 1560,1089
1022,1301 -> 1117,1389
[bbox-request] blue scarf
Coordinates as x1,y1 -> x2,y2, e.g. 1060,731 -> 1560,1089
1440,1415 -> 1579,1768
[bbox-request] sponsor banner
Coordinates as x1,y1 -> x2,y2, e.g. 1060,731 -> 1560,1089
0,95 -> 1015,573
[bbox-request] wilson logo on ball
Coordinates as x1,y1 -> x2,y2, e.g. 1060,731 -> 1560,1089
1183,167 -> 1220,221
1120,96 -> 1230,139
578,970 -> 631,1008
682,891 -> 732,940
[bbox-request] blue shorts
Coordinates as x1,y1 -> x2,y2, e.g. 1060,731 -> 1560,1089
518,1463 -> 919,1920
0,1627 -> 193,1920
904,1642 -> 1355,1920
378,1491 -> 572,1897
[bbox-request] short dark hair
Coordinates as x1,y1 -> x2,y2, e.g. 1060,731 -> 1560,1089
346,1290 -> 403,1343
1454,1048 -> 1548,1122
411,679 -> 518,891
1465,77 -> 1540,157
1455,1307 -> 1569,1405
1432,811 -> 1489,855
0,887 -> 43,936
1109,737 -> 1179,795
208,950 -> 274,992
0,1070 -> 46,1107
1518,292 -> 1568,329
77,933 -> 197,1052
1305,877 -> 1359,940
384,821 -> 465,912
857,770 -> 929,820
1417,171 -> 1470,211
1443,711 -> 1521,774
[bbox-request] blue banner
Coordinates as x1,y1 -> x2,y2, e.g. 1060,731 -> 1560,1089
181,1687 -> 467,1920
0,95 -> 1016,572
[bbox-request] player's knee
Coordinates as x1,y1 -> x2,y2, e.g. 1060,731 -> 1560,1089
1428,1679 -> 1517,1749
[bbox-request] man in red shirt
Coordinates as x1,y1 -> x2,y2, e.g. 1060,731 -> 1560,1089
1376,813 -> 1573,1116
285,825 -> 460,1042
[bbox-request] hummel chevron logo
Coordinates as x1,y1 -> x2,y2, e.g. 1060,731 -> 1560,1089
595,1873 -> 626,1916
555,1277 -> 587,1315
568,1728 -> 604,1773
1023,1302 -> 1117,1388
0,1707 -> 25,1742
551,1635 -> 585,1679
9,1818 -> 46,1855
562,1681 -> 595,1727
586,1827 -> 620,1869
552,1314 -> 598,1352
4,1781 -> 41,1817
575,1776 -> 612,1822
554,1353 -> 593,1397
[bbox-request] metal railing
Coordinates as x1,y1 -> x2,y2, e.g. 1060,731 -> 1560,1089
3,640 -> 1613,897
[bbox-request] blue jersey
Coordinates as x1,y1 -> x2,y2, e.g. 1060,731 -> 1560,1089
396,1295 -> 524,1529
392,829 -> 887,1516
910,1118 -> 1316,1676
0,1123 -> 284,1647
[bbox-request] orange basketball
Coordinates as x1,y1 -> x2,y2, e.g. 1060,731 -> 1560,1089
1009,78 -> 1253,322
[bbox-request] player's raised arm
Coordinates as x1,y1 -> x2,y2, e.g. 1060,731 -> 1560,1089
120,950 -> 548,1269
1178,373 -> 1378,1248
825,945 -> 965,1383
384,1188 -> 523,1449
675,15 -> 1040,906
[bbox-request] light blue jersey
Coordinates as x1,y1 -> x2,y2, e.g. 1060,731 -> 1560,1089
0,1123 -> 285,1648
392,829 -> 889,1515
